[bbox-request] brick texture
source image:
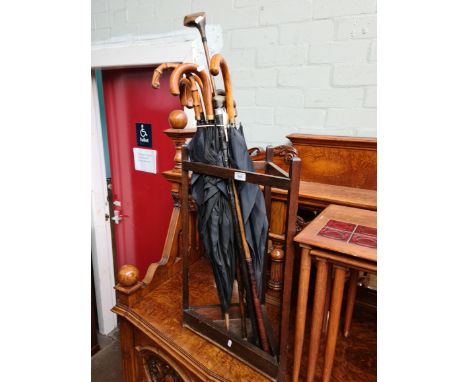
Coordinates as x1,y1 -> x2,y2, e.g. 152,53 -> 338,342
92,0 -> 377,145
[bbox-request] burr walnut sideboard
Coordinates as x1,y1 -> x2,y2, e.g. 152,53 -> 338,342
112,133 -> 376,381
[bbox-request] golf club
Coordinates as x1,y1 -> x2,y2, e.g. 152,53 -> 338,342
183,12 -> 217,96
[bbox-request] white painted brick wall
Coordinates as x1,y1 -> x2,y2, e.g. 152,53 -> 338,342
336,15 -> 377,40
92,0 -> 377,146
279,20 -> 334,44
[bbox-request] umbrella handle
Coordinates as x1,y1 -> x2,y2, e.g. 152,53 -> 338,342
186,74 -> 204,122
151,62 -> 179,89
178,78 -> 194,109
209,54 -> 235,124
169,63 -> 214,121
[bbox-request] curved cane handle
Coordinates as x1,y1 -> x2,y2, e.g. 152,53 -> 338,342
186,74 -> 203,121
209,54 -> 235,124
151,62 -> 180,89
169,63 -> 213,120
178,78 -> 194,108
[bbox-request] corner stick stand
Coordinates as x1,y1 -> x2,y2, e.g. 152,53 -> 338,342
181,145 -> 301,381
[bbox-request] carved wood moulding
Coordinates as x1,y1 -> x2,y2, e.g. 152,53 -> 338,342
249,145 -> 298,164
136,346 -> 190,382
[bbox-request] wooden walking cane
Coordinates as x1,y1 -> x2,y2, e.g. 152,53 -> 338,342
186,73 -> 205,122
151,62 -> 179,89
209,54 -> 235,124
186,76 -> 202,122
152,63 -> 204,122
169,63 -> 214,121
210,53 -> 271,353
178,77 -> 194,108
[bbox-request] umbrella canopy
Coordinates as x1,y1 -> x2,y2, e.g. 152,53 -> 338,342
228,124 -> 269,297
187,124 -> 237,314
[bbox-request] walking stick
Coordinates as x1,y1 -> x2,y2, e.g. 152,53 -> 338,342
178,77 -> 194,108
186,74 -> 205,123
169,63 -> 214,121
151,62 -> 179,89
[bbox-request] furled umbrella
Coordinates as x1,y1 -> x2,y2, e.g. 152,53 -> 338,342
209,54 -> 270,352
210,54 -> 269,297
169,64 -> 236,324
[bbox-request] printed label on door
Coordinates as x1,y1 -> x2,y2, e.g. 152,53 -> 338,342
133,148 -> 157,174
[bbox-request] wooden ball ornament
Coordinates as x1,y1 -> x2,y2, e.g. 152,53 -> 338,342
117,264 -> 140,287
168,110 -> 187,130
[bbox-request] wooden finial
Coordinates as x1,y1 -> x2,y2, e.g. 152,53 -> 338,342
117,264 -> 140,287
168,110 -> 188,130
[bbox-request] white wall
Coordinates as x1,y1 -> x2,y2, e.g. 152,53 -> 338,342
92,0 -> 377,147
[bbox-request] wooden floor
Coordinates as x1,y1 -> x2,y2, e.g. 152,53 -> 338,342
286,287 -> 377,382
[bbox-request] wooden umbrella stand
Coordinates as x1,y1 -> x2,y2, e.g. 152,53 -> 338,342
181,145 -> 301,381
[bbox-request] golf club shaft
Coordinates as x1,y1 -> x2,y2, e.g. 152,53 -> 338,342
183,13 -> 217,97
202,40 -> 217,96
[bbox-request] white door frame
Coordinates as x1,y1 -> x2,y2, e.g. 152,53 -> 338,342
91,73 -> 116,335
90,27 -> 222,335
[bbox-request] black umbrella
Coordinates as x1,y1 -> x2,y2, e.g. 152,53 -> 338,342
228,124 -> 269,297
187,124 -> 237,315
208,53 -> 271,352
170,52 -> 271,351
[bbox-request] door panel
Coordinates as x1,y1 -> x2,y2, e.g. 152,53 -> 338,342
102,67 -> 181,274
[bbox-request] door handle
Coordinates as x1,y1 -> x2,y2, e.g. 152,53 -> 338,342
111,210 -> 124,225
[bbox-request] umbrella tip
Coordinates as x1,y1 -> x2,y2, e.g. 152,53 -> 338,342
225,312 -> 230,331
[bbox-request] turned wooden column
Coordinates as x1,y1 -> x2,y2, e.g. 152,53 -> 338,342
267,233 -> 285,292
262,146 -> 299,306
161,110 -> 197,265
163,110 -> 195,171
265,200 -> 286,306
113,264 -> 142,382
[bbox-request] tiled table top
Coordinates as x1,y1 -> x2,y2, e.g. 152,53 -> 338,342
294,204 -> 377,262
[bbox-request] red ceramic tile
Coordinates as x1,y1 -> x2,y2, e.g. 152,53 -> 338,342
350,233 -> 377,249
318,227 -> 352,241
355,225 -> 377,237
325,219 -> 356,232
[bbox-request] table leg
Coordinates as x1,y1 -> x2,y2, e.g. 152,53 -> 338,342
321,265 -> 333,334
292,247 -> 313,382
322,266 -> 346,382
306,259 -> 329,382
343,269 -> 359,338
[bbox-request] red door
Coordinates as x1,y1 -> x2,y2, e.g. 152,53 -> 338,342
102,67 -> 181,274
